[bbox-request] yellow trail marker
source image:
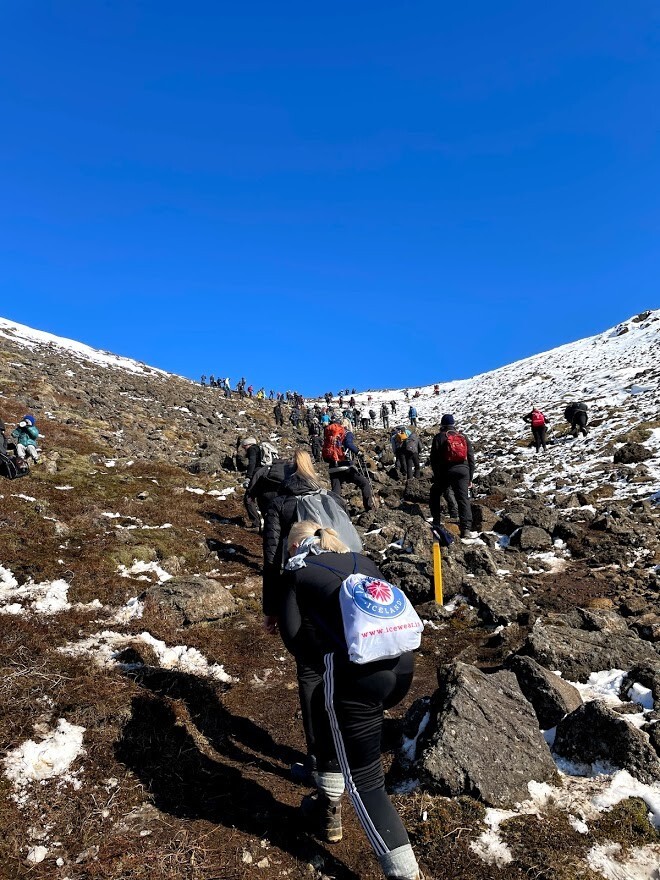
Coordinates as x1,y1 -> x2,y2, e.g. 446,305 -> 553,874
433,541 -> 443,605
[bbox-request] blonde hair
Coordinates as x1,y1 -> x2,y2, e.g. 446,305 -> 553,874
293,448 -> 320,488
287,520 -> 350,555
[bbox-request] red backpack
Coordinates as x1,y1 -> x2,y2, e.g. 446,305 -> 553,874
445,431 -> 468,464
322,424 -> 347,463
531,410 -> 545,428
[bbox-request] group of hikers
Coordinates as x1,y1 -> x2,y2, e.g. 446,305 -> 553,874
523,401 -> 590,453
200,375 -> 307,406
239,444 -> 424,880
0,414 -> 40,479
232,393 -> 595,877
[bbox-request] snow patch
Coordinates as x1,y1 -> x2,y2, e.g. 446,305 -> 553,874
3,719 -> 85,806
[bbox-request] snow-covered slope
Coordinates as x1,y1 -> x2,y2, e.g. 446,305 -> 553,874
0,316 -> 171,378
346,309 -> 660,503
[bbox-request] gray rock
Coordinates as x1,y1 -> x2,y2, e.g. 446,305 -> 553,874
524,622 -> 660,682
553,701 -> 660,783
507,656 -> 582,729
380,556 -> 433,604
464,578 -> 526,625
577,608 -> 630,634
146,575 -> 238,624
620,664 -> 660,710
417,662 -> 556,807
510,526 -> 553,551
462,546 -> 498,577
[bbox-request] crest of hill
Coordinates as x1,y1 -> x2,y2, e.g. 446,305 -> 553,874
0,310 -> 659,471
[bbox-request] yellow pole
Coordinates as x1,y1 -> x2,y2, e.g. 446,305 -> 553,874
433,541 -> 443,605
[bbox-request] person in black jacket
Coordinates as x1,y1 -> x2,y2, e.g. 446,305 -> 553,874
403,431 -> 422,480
565,402 -> 589,438
323,420 -> 374,511
523,406 -> 549,453
265,521 -> 421,880
237,437 -> 262,484
429,414 -> 475,537
244,458 -> 294,532
273,402 -> 284,427
263,450 -> 348,770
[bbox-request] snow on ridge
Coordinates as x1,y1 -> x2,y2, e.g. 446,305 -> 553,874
0,316 -> 172,378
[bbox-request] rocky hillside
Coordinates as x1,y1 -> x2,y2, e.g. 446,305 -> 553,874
0,310 -> 659,880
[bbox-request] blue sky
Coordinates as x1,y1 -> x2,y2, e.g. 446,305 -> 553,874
1,1 -> 658,394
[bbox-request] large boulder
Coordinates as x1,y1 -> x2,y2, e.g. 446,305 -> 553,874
463,578 -> 526,626
553,701 -> 660,783
510,526 -> 553,551
614,443 -> 653,465
417,662 -> 556,807
620,664 -> 660,711
507,656 -> 582,729
145,575 -> 238,625
523,622 -> 659,682
380,556 -> 433,605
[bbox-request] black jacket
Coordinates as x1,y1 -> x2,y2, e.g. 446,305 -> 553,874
404,432 -> 423,455
278,551 -> 383,660
244,444 -> 262,480
262,474 -> 346,615
246,460 -> 295,516
430,429 -> 475,480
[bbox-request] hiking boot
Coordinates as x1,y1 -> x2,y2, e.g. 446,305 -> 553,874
300,791 -> 342,843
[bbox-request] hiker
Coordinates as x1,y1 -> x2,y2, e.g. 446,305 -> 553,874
309,434 -> 322,463
256,387 -> 265,400
200,375 -> 207,386
320,410 -> 331,428
237,437 -> 262,483
245,457 -> 294,532
290,407 -> 301,429
360,413 -> 370,431
380,403 -> 390,430
0,419 -> 7,454
433,384 -> 440,396
391,427 -> 410,477
264,521 -> 422,880
403,431 -> 423,480
390,400 -> 397,414
368,408 -> 377,426
349,396 -> 356,409
408,405 -> 418,428
262,450 -> 351,773
307,415 -> 321,438
565,402 -> 589,438
429,414 -> 475,538
523,406 -> 549,453
273,401 -> 284,427
12,415 -> 40,463
322,419 -> 374,511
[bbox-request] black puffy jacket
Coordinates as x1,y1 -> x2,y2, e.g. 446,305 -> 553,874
262,474 -> 346,615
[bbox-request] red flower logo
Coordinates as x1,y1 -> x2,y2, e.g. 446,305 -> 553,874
365,580 -> 393,603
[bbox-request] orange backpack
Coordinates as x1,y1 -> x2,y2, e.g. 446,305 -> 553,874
322,424 -> 347,463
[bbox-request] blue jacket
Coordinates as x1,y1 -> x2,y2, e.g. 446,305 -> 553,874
409,407 -> 417,418
11,424 -> 39,447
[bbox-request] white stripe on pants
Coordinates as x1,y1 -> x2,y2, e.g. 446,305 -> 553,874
322,652 -> 388,857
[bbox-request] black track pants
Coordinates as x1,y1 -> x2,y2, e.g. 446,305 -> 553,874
312,653 -> 414,855
430,468 -> 471,530
330,468 -> 373,510
532,426 -> 547,452
404,451 -> 420,479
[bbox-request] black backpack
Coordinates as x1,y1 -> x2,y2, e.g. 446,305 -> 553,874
0,451 -> 29,480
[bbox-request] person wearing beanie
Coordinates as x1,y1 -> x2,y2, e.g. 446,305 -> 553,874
429,414 -> 475,538
237,437 -> 262,482
11,415 -> 40,463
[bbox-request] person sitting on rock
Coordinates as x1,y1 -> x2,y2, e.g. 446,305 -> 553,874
11,415 -> 40,463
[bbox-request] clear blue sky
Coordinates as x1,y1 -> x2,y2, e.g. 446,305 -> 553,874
1,2 -> 658,394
